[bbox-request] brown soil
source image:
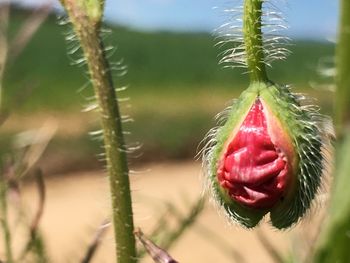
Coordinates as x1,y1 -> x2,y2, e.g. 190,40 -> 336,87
2,112 -> 95,136
18,162 -> 326,263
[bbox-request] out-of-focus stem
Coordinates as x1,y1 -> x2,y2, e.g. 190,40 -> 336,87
243,0 -> 268,83
335,0 -> 350,135
0,5 -> 11,251
312,0 -> 350,261
0,179 -> 13,263
313,134 -> 350,262
9,4 -> 51,62
0,3 -> 9,110
134,228 -> 179,263
159,197 -> 205,251
60,1 -> 137,262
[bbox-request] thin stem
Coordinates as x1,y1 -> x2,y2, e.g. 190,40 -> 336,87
243,0 -> 268,82
159,197 -> 205,251
81,220 -> 110,263
137,197 -> 205,259
0,3 -> 9,110
335,0 -> 350,135
0,179 -> 13,263
134,228 -> 179,263
60,1 -> 137,262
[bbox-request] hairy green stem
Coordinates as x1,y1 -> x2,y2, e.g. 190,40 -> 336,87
60,1 -> 136,262
335,0 -> 350,135
243,0 -> 268,82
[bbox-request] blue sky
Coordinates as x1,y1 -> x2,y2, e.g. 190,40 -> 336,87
14,0 -> 339,40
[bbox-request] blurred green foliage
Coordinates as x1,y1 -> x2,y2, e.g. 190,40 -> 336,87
4,10 -> 334,112
1,9 -> 335,169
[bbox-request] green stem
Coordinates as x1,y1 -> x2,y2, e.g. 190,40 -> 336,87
243,0 -> 268,83
312,0 -> 350,261
335,0 -> 350,135
60,1 -> 136,262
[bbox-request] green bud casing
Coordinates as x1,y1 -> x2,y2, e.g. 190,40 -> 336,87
202,82 -> 332,229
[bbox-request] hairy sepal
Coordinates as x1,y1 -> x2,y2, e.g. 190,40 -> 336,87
205,83 -> 266,228
261,84 -> 331,229
203,82 -> 331,229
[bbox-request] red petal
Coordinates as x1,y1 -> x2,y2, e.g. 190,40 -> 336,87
218,99 -> 289,209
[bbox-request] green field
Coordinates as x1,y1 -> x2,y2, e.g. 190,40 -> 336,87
5,10 -> 335,110
1,9 -> 336,171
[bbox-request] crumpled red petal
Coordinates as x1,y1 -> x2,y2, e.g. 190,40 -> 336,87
217,99 -> 289,209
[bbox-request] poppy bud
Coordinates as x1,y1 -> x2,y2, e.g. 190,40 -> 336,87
202,82 -> 332,229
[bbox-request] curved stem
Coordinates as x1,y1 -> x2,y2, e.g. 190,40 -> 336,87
243,0 -> 268,82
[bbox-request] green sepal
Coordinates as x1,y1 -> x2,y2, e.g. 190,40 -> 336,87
207,82 -> 268,228
260,84 -> 327,229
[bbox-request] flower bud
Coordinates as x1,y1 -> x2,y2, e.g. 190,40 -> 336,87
202,82 -> 332,229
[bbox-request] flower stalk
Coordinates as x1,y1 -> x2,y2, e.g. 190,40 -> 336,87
243,0 -> 268,82
60,1 -> 137,262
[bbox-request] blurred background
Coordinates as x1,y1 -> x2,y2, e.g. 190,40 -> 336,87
0,0 -> 339,262
3,0 -> 338,172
